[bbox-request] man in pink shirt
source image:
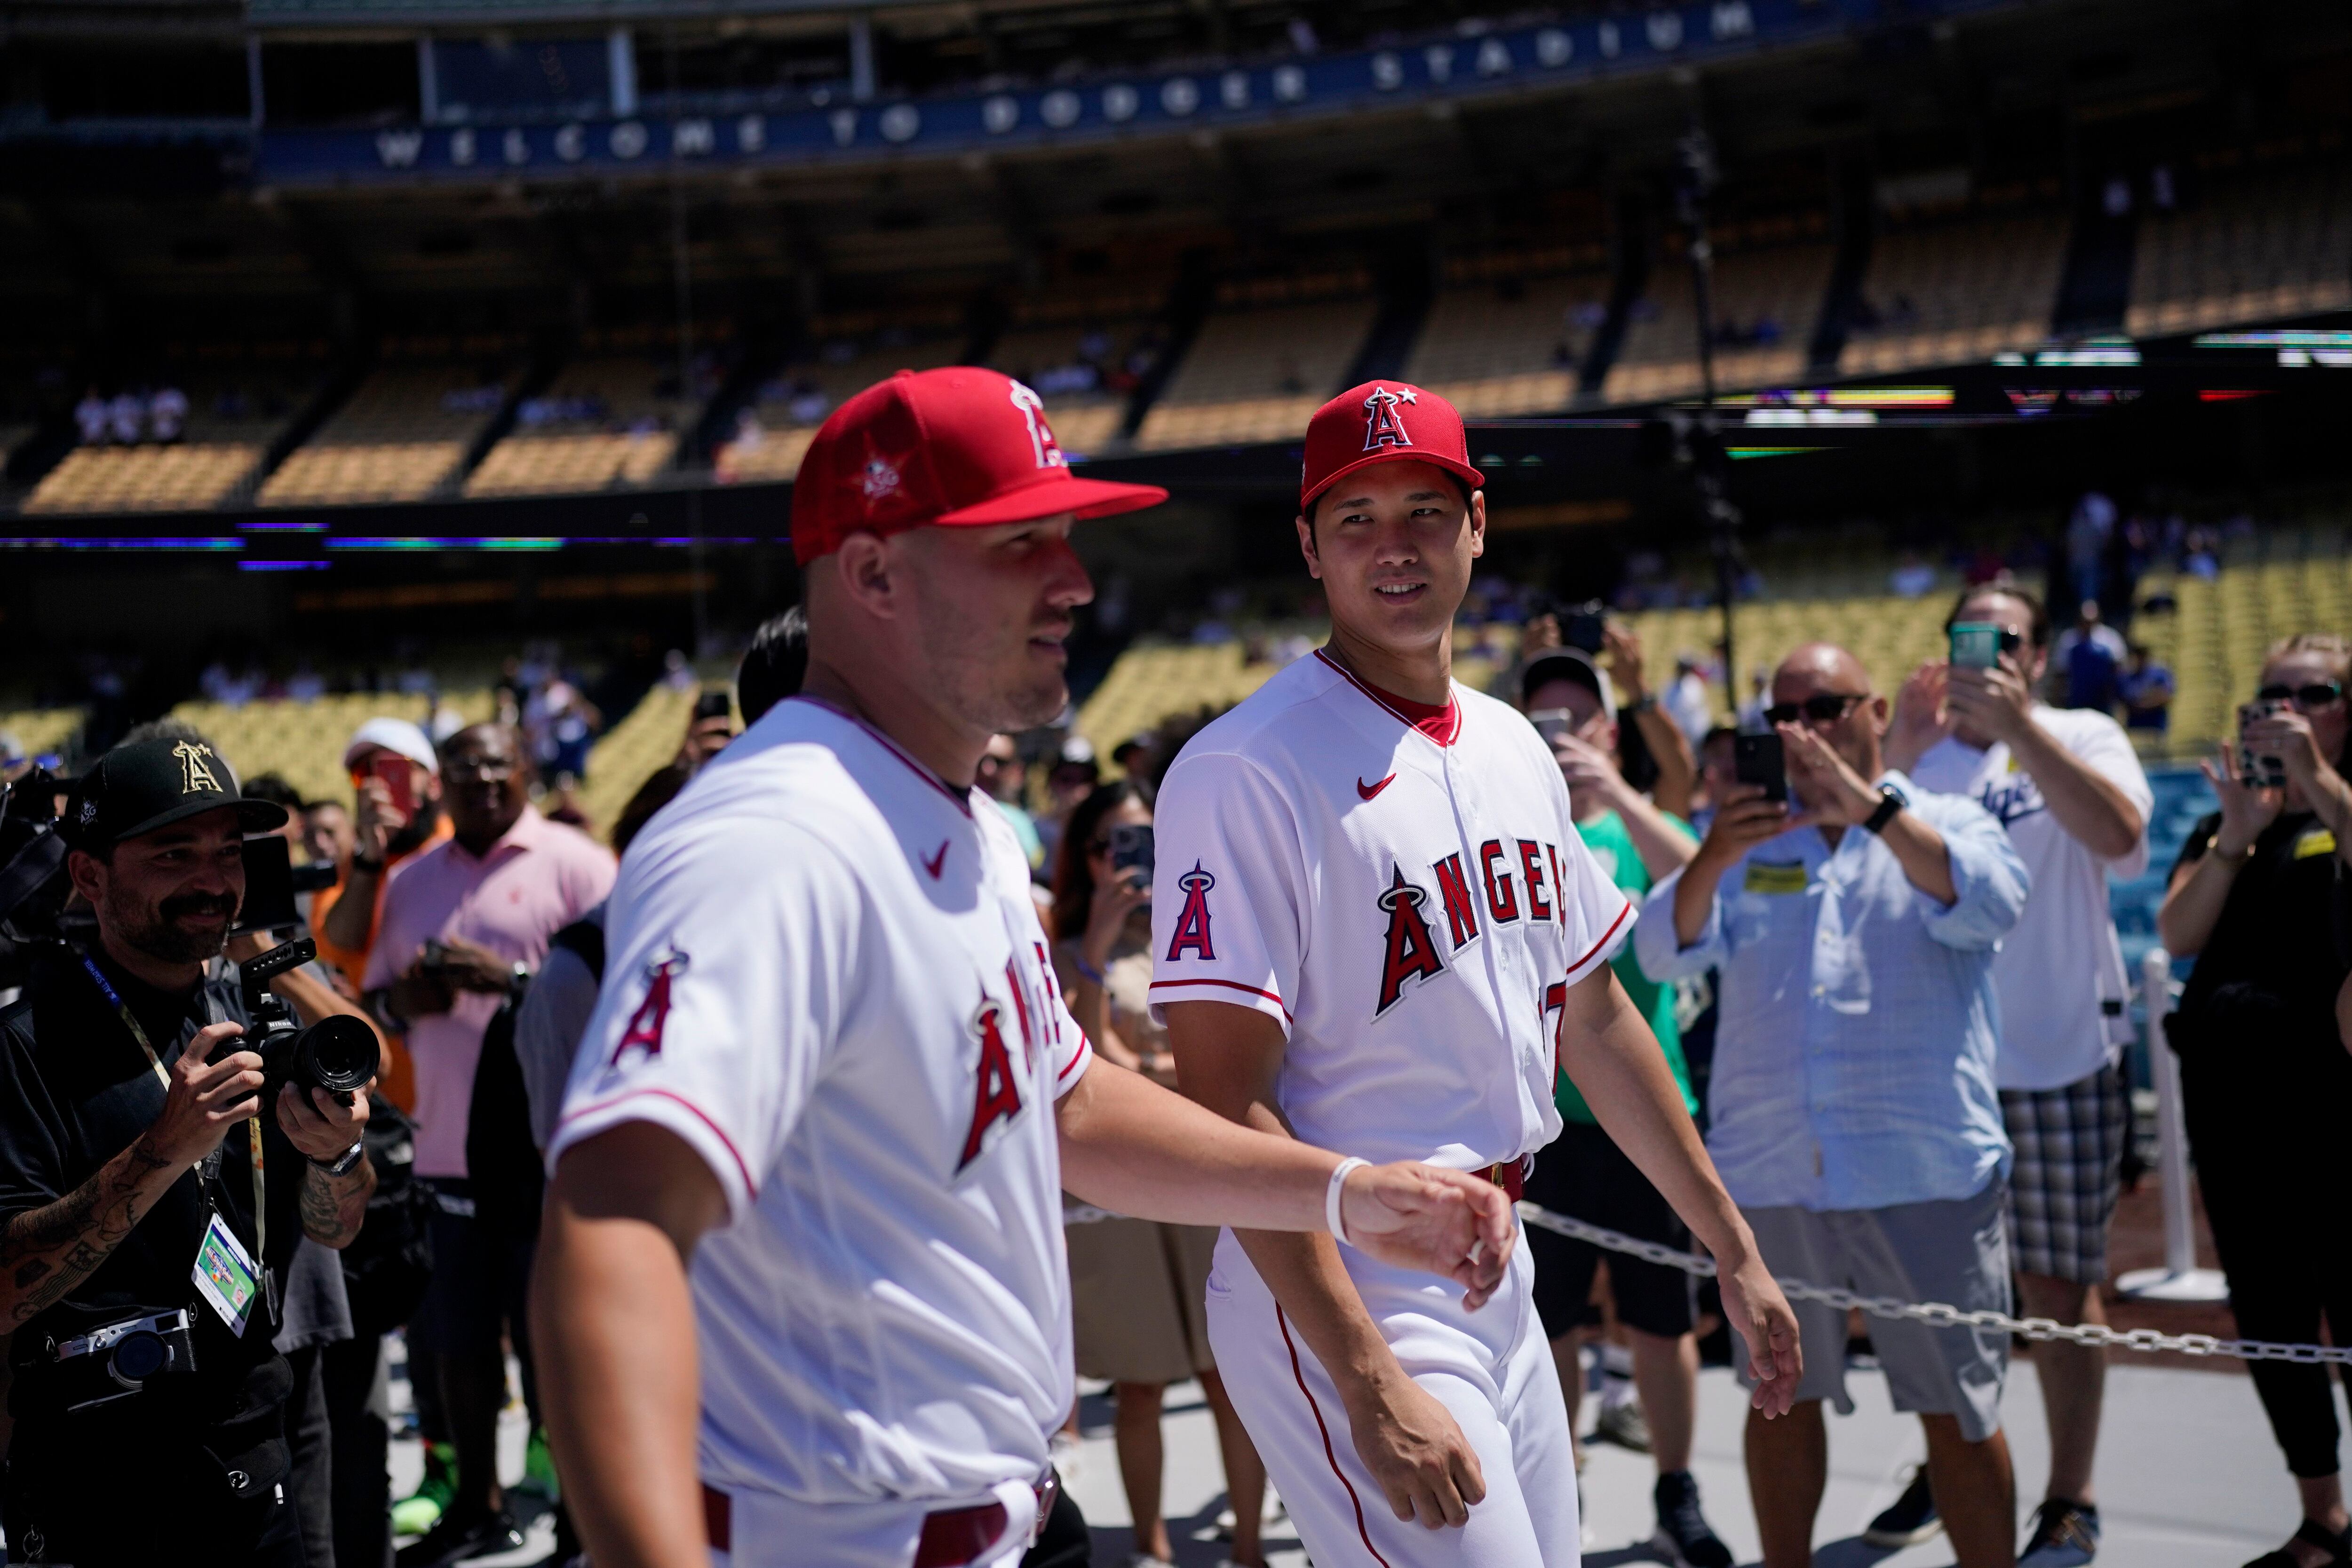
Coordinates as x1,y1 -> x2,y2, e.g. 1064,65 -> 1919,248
365,722 -> 615,1566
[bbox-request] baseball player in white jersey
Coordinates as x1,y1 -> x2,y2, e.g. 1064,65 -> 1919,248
1153,382 -> 1805,1568
530,367 -> 1526,1568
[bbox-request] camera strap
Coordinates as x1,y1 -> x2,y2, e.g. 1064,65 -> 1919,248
78,950 -> 272,1323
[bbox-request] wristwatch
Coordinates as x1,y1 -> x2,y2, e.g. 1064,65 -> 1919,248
312,1141 -> 366,1178
1862,785 -> 1906,836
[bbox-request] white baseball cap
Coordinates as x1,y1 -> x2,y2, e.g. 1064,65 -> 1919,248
342,716 -> 440,776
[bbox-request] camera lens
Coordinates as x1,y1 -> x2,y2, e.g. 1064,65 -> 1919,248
111,1331 -> 167,1384
295,1015 -> 380,1097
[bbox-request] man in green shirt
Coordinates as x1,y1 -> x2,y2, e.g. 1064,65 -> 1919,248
1520,645 -> 1728,1568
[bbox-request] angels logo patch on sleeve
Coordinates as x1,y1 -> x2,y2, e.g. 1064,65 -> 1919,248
1165,862 -> 1217,961
599,945 -> 687,1085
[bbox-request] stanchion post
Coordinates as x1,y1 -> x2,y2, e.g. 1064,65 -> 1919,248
2117,945 -> 2229,1302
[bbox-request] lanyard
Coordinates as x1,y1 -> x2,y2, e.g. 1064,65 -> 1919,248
78,951 -> 266,1261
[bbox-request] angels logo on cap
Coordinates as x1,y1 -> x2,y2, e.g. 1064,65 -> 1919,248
1302,380 -> 1484,511
1362,384 -> 1418,452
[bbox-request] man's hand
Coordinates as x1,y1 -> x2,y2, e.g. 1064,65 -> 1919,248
1338,1163 -> 1516,1310
277,1080 -> 373,1163
1717,1249 -> 1804,1417
1695,782 -> 1793,868
1342,1370 -> 1486,1529
389,961 -> 455,1021
435,935 -> 522,995
676,715 -> 735,772
1944,653 -> 2036,746
352,774 -> 410,864
1883,661 -> 1954,774
143,1021 -> 266,1172
1550,730 -> 1629,815
1604,622 -> 1647,702
1778,723 -> 1878,826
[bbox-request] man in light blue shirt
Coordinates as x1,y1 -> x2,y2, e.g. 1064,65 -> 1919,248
1635,644 -> 2029,1568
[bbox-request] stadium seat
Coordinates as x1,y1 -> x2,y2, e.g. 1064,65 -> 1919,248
172,690 -> 495,808
1407,273 -> 1608,417
258,365 -> 518,508
1134,297 -> 1377,451
23,368 -> 321,515
464,355 -> 691,498
0,707 -> 86,761
2126,159 -> 2352,338
1604,244 -> 1832,405
1840,211 -> 2070,375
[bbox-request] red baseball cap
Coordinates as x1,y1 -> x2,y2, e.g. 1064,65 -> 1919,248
1301,380 -> 1485,511
790,366 -> 1168,566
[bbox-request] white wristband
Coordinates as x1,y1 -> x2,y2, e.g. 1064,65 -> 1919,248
1326,1157 -> 1370,1249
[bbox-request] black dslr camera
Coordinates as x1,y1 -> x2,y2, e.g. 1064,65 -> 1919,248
238,939 -> 380,1108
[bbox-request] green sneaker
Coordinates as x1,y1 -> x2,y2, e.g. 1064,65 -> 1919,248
392,1442 -> 457,1538
520,1429 -> 560,1500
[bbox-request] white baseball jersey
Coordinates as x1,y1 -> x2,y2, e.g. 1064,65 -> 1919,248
1149,650 -> 1633,1171
547,696 -> 1092,1510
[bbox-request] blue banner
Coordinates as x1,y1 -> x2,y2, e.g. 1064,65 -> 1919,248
255,0 -> 1999,186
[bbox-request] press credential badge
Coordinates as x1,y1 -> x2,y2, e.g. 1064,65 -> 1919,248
192,1210 -> 260,1337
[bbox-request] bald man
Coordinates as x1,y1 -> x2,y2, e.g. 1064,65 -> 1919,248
1633,645 -> 2030,1568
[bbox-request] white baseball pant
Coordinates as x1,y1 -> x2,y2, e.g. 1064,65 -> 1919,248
1204,1229 -> 1581,1568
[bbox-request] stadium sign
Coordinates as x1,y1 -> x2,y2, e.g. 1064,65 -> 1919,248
255,0 -> 1993,186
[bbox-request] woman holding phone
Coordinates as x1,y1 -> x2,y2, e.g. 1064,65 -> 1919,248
2158,634 -> 2352,1568
1050,780 -> 1271,1568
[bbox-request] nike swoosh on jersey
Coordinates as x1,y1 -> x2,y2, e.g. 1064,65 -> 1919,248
922,841 -> 950,878
1356,773 -> 1397,801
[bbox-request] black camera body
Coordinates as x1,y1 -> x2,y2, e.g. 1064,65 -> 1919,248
238,939 -> 380,1109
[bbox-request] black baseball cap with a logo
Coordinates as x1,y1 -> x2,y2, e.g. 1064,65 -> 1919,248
61,737 -> 287,853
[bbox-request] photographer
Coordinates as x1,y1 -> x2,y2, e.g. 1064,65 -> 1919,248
1518,646 -> 1732,1566
364,722 -> 613,1566
0,737 -> 375,1566
1635,644 -> 2027,1568
1891,584 -> 2153,1567
2158,634 -> 2352,1568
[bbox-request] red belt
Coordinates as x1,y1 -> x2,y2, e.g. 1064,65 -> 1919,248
1483,1159 -> 1526,1202
702,1471 -> 1058,1566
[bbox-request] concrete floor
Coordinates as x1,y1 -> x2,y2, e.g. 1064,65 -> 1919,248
1058,1358 -> 2341,1568
384,1337 -> 2336,1566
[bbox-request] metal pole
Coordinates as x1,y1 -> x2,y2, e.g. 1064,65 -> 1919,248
1677,127 -> 1738,712
2116,946 -> 2229,1302
664,22 -> 709,660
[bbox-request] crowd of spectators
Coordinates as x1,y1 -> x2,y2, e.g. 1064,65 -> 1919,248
72,384 -> 190,446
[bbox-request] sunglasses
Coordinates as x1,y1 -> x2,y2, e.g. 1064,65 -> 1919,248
1762,692 -> 1866,727
2256,682 -> 2345,709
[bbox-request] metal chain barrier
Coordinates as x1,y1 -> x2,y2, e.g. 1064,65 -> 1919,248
1064,1196 -> 2350,1364
1515,1201 -> 2352,1367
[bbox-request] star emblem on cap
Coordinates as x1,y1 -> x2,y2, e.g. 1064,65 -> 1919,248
860,455 -> 903,502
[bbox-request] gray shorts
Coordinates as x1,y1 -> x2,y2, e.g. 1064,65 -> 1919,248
1732,1179 -> 2011,1443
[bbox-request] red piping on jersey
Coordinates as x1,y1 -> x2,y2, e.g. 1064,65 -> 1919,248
1275,1305 -> 1395,1568
1564,898 -> 1635,979
555,1088 -> 759,1200
792,695 -> 976,817
1146,977 -> 1294,1024
1055,1033 -> 1093,1085
1314,649 -> 1461,747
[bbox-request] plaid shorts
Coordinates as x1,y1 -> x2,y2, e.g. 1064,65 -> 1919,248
2000,1062 -> 2130,1284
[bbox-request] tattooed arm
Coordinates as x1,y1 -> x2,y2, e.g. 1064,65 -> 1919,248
0,1019 -> 265,1326
295,1155 -> 376,1249
277,1079 -> 375,1249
